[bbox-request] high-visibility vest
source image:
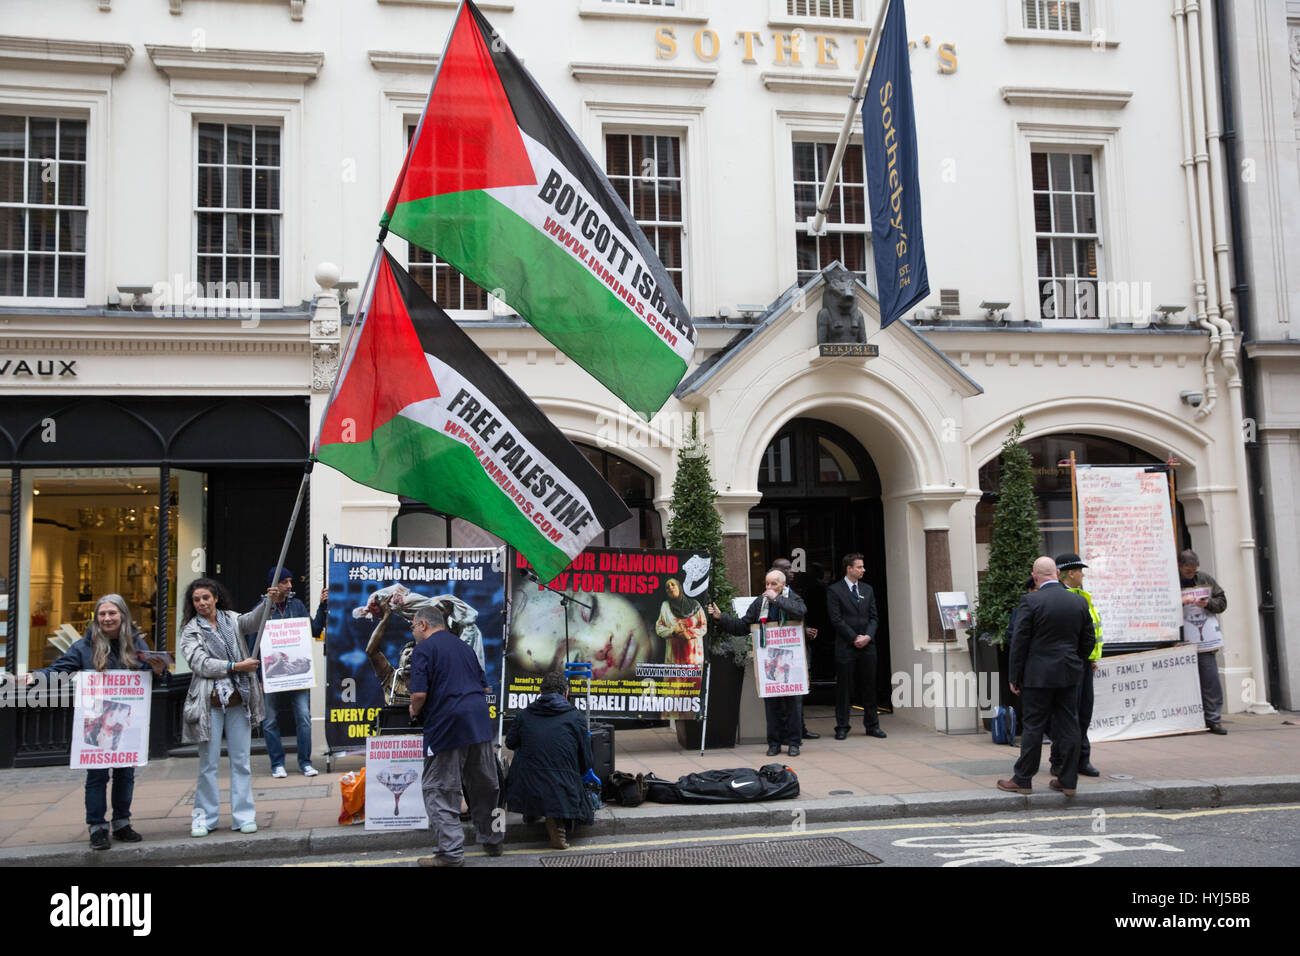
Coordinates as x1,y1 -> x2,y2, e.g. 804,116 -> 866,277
1069,586 -> 1103,661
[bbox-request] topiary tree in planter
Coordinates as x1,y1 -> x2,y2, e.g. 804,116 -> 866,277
666,412 -> 739,663
666,413 -> 742,748
975,417 -> 1042,649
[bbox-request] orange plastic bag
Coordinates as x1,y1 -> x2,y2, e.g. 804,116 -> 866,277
338,768 -> 365,825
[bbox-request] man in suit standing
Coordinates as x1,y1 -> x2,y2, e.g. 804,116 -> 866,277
826,553 -> 885,740
998,556 -> 1097,796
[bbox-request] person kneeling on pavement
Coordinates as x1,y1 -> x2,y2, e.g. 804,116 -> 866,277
504,670 -> 595,850
707,569 -> 807,757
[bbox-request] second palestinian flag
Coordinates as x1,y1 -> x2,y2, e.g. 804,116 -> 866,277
382,0 -> 696,419
317,250 -> 631,582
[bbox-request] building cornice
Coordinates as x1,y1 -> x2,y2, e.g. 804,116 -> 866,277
368,50 -> 440,73
762,71 -> 856,96
570,62 -> 717,88
1000,86 -> 1132,110
0,35 -> 133,74
145,44 -> 323,82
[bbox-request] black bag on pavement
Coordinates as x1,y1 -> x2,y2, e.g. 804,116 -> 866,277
642,772 -> 683,804
667,764 -> 800,804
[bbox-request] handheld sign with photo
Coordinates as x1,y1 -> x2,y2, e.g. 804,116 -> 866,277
364,735 -> 428,831
259,617 -> 317,693
71,670 -> 152,769
750,622 -> 809,698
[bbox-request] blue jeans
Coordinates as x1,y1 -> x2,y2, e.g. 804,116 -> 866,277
261,688 -> 313,771
85,767 -> 135,833
194,704 -> 255,830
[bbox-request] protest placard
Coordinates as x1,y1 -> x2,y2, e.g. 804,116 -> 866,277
1076,467 -> 1182,644
1089,646 -> 1205,742
364,735 -> 428,830
260,617 -> 316,693
71,670 -> 152,769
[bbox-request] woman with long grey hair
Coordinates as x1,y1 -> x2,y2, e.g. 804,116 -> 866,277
29,594 -> 165,850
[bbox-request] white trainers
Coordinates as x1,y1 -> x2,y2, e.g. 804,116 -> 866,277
301,765 -> 319,777
191,822 -> 209,838
238,821 -> 258,834
271,765 -> 287,778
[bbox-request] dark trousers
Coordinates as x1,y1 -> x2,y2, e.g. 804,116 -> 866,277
764,696 -> 801,746
1049,666 -> 1094,769
834,644 -> 878,732
1015,685 -> 1080,789
85,767 -> 135,830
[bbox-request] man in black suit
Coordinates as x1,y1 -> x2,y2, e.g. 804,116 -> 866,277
998,556 -> 1097,795
826,552 -> 885,740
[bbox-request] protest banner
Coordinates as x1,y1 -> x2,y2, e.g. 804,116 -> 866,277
1181,587 -> 1224,651
1089,646 -> 1205,742
260,617 -> 317,694
751,622 -> 809,698
325,545 -> 506,751
1075,466 -> 1183,644
71,670 -> 152,769
505,547 -> 713,719
364,735 -> 428,831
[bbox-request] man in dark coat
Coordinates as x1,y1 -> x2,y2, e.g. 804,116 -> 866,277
505,670 -> 594,850
825,552 -> 885,740
708,569 -> 807,756
998,556 -> 1097,796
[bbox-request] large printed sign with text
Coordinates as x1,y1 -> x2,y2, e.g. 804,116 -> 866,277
71,670 -> 152,769
751,622 -> 809,698
505,547 -> 712,719
1076,466 -> 1183,644
1090,646 -> 1205,742
326,545 -> 506,751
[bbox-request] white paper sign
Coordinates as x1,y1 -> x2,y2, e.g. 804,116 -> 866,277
1075,466 -> 1183,643
259,617 -> 317,693
365,735 -> 428,831
71,670 -> 152,769
935,591 -> 971,631
750,623 -> 809,698
1089,646 -> 1205,742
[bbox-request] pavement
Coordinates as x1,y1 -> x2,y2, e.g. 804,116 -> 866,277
2,705 -> 1298,866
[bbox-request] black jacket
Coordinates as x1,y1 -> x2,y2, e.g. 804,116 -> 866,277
505,694 -> 594,824
826,579 -> 879,657
1009,581 -> 1095,688
713,590 -> 807,636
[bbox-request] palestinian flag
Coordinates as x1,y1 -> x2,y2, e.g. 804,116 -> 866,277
381,0 -> 695,420
316,250 -> 631,582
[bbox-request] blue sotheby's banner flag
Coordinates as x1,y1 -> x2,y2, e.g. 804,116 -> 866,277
863,0 -> 929,328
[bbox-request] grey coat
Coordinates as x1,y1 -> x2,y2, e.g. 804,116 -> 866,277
179,609 -> 267,743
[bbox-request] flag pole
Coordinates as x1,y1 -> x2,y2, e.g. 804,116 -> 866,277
807,0 -> 891,237
250,463 -> 312,658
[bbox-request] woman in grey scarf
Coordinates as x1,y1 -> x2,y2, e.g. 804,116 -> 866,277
179,578 -> 266,837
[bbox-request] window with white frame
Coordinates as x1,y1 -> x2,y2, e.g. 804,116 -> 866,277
605,132 -> 685,296
792,140 -> 870,286
404,122 -> 488,311
1032,150 -> 1100,321
788,0 -> 855,18
195,122 -> 281,300
1023,0 -> 1083,32
0,115 -> 87,300
602,0 -> 678,7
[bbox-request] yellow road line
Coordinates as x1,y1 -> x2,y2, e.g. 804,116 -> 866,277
281,803 -> 1299,867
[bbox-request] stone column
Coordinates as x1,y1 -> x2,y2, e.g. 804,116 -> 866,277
924,529 -> 954,642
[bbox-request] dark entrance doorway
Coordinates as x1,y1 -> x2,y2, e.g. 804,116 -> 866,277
750,418 -> 890,708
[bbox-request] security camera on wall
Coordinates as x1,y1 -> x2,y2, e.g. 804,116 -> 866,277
1180,391 -> 1204,408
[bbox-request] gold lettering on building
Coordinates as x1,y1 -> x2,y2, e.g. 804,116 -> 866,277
816,35 -> 838,67
735,29 -> 762,64
694,28 -> 720,61
655,26 -> 677,59
772,32 -> 802,66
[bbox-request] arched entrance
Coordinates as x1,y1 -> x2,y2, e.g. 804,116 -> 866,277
750,418 -> 890,704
